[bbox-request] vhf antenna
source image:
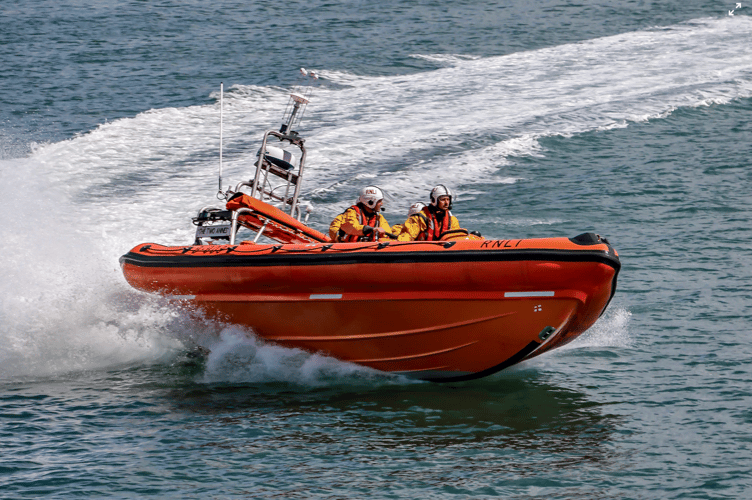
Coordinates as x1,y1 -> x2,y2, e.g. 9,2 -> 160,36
217,82 -> 225,199
279,68 -> 318,136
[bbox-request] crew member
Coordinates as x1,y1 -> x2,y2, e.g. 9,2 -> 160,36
329,186 -> 392,242
391,202 -> 425,237
398,185 -> 460,241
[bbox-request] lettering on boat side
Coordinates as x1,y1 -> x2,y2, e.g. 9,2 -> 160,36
181,246 -> 237,255
480,239 -> 522,249
195,225 -> 231,237
309,294 -> 343,300
504,291 -> 555,298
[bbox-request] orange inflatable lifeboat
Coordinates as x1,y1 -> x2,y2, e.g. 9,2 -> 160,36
119,77 -> 620,381
121,233 -> 619,381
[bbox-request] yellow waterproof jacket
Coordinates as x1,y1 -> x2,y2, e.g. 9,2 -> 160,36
397,207 -> 460,241
328,211 -> 347,242
330,204 -> 392,242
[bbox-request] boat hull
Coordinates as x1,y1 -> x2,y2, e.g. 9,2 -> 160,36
120,235 -> 620,381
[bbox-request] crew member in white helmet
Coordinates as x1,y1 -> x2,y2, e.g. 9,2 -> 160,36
391,202 -> 425,238
329,186 -> 392,242
397,185 -> 460,241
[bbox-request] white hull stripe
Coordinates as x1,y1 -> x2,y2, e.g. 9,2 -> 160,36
309,294 -> 343,300
504,291 -> 555,298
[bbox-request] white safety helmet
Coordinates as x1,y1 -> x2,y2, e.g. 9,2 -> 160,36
429,185 -> 454,209
408,202 -> 426,216
358,186 -> 385,210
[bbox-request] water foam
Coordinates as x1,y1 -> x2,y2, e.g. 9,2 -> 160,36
517,306 -> 633,374
0,156 -> 194,380
304,17 -> 752,215
21,16 -> 752,222
568,306 -> 634,350
201,326 -> 402,387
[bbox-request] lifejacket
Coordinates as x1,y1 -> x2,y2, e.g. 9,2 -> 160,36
339,204 -> 382,242
421,206 -> 452,241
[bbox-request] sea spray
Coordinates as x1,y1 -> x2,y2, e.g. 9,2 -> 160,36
0,156 -> 190,379
201,327 -> 404,387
